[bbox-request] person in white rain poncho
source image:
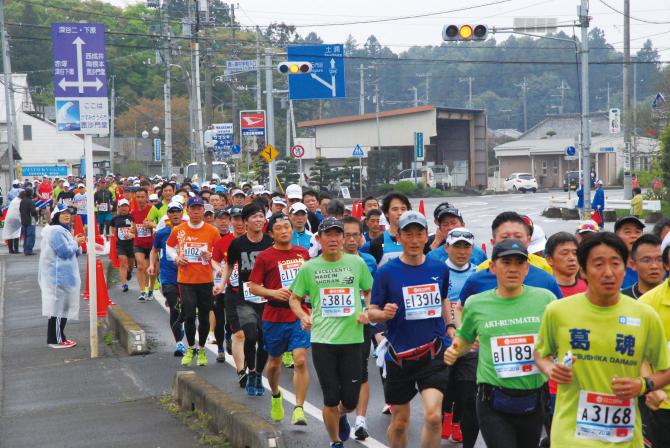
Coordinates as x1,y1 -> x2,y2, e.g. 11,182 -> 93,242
3,193 -> 23,253
39,203 -> 86,348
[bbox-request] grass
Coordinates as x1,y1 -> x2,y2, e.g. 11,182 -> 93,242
159,394 -> 229,448
613,200 -> 669,219
103,332 -> 114,346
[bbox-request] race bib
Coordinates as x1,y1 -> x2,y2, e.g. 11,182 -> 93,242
402,283 -> 441,320
229,264 -> 239,287
136,224 -> 152,238
117,227 -> 132,241
98,202 -> 108,212
490,334 -> 538,378
243,282 -> 266,303
214,275 -> 223,286
41,192 -> 50,200
183,242 -> 208,263
278,259 -> 303,288
576,391 -> 635,443
320,287 -> 355,318
61,198 -> 73,207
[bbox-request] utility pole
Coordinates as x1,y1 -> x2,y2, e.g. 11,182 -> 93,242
459,77 -> 474,109
1,0 -> 17,187
516,76 -> 529,132
189,0 -> 205,181
409,86 -> 418,108
264,48 -> 276,191
557,79 -> 569,114
359,64 -> 365,114
374,82 -> 382,150
622,0 -> 632,199
161,1 -> 173,177
579,0 -> 592,213
203,0 -> 213,180
416,72 -> 431,104
109,76 -> 116,174
606,82 -> 610,111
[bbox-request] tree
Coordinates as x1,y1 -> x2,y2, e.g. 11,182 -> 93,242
309,157 -> 334,191
660,126 -> 670,202
367,150 -> 400,186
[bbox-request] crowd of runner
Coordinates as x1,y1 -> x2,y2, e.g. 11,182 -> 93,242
6,171 -> 670,448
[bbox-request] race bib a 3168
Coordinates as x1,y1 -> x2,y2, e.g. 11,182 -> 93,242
402,283 -> 441,320
576,391 -> 635,443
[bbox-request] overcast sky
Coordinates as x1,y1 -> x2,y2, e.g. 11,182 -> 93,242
112,0 -> 670,56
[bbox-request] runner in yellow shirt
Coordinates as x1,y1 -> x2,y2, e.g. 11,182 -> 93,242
534,231 -> 670,448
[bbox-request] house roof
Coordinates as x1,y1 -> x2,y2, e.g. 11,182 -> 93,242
494,134 -> 659,157
297,105 -> 484,128
518,112 -> 608,139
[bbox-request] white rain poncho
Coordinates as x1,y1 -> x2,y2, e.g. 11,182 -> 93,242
2,197 -> 22,240
39,224 -> 82,320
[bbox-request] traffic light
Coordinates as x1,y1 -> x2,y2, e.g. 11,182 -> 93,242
442,24 -> 488,41
277,61 -> 312,74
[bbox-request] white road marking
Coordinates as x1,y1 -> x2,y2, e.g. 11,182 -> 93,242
152,289 -> 389,448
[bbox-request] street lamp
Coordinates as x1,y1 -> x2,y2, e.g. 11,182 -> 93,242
141,126 -> 160,139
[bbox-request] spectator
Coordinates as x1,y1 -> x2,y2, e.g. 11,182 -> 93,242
630,187 -> 643,217
19,187 -> 38,255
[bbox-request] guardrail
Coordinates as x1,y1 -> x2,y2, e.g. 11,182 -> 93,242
548,197 -> 661,212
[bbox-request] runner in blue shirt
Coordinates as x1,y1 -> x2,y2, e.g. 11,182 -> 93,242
369,211 -> 450,448
366,192 -> 411,266
288,202 -> 313,249
148,200 -> 185,356
426,204 -> 487,266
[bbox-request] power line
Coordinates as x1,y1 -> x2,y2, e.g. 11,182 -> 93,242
597,0 -> 670,25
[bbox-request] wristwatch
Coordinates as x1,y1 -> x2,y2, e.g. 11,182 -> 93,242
644,377 -> 656,394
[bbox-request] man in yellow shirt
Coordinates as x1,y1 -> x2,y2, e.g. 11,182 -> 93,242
630,187 -> 643,217
534,231 -> 670,447
638,235 -> 670,447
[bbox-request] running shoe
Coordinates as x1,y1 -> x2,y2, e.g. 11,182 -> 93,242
196,349 -> 207,366
451,422 -> 463,443
338,415 -> 351,442
354,422 -> 369,440
137,292 -> 146,302
291,406 -> 307,426
181,347 -> 195,366
62,339 -> 77,347
216,350 -> 226,363
441,411 -> 453,439
146,290 -> 154,301
282,351 -> 294,368
238,370 -> 247,388
246,372 -> 257,396
121,284 -> 129,293
330,443 -> 344,448
255,373 -> 265,396
174,342 -> 186,357
207,332 -> 217,345
381,404 -> 392,415
48,341 -> 75,349
270,391 -> 284,421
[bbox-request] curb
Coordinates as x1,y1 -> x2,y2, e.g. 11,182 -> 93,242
172,371 -> 285,448
106,306 -> 149,355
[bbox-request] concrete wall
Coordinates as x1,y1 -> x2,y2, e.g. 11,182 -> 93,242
499,156 -> 532,179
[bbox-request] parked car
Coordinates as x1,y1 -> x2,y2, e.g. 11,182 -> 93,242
504,173 -> 538,193
563,170 -> 581,191
390,167 -> 436,189
431,165 -> 453,190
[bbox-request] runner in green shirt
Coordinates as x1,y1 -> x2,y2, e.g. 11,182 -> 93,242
147,182 -> 175,225
445,238 -> 555,448
289,217 -> 373,448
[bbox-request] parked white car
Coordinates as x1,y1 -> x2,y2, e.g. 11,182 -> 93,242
390,167 -> 436,189
504,173 -> 538,193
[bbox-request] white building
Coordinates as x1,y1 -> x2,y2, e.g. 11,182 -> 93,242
1,74 -> 110,191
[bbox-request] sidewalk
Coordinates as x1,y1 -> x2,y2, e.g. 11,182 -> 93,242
0,253 -> 205,448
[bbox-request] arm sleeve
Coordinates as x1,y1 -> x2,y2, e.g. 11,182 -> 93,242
535,305 -> 557,358
456,301 -> 477,344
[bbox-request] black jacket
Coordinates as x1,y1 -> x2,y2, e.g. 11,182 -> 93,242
19,196 -> 38,226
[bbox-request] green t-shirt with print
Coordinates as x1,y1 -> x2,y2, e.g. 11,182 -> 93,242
458,285 -> 556,389
290,253 -> 373,345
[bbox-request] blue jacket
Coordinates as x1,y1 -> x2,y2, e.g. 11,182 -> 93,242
592,188 -> 605,211
576,187 -> 584,208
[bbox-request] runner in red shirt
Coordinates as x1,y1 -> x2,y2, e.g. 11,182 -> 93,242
131,188 -> 155,302
248,213 -> 310,425
37,176 -> 54,220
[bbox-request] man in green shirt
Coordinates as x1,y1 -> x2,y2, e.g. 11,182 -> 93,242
445,239 -> 555,448
147,182 -> 176,225
289,217 -> 373,448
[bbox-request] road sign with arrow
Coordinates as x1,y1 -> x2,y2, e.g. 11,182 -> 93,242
287,44 -> 346,100
261,144 -> 279,162
52,23 -> 109,134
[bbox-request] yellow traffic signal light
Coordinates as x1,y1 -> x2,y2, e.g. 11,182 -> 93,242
277,61 -> 312,74
442,24 -> 488,41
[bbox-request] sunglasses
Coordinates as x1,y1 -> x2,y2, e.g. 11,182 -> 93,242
449,230 -> 474,239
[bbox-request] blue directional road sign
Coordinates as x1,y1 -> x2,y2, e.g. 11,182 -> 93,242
352,144 -> 364,157
52,23 -> 109,134
565,146 -> 576,157
415,132 -> 424,162
287,44 -> 346,100
232,144 -> 241,155
154,138 -> 162,162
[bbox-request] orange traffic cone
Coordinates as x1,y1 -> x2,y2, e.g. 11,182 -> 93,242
73,215 -> 87,253
94,219 -> 105,246
418,199 -> 426,217
109,234 -> 120,268
95,259 -> 112,317
82,261 -> 90,299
